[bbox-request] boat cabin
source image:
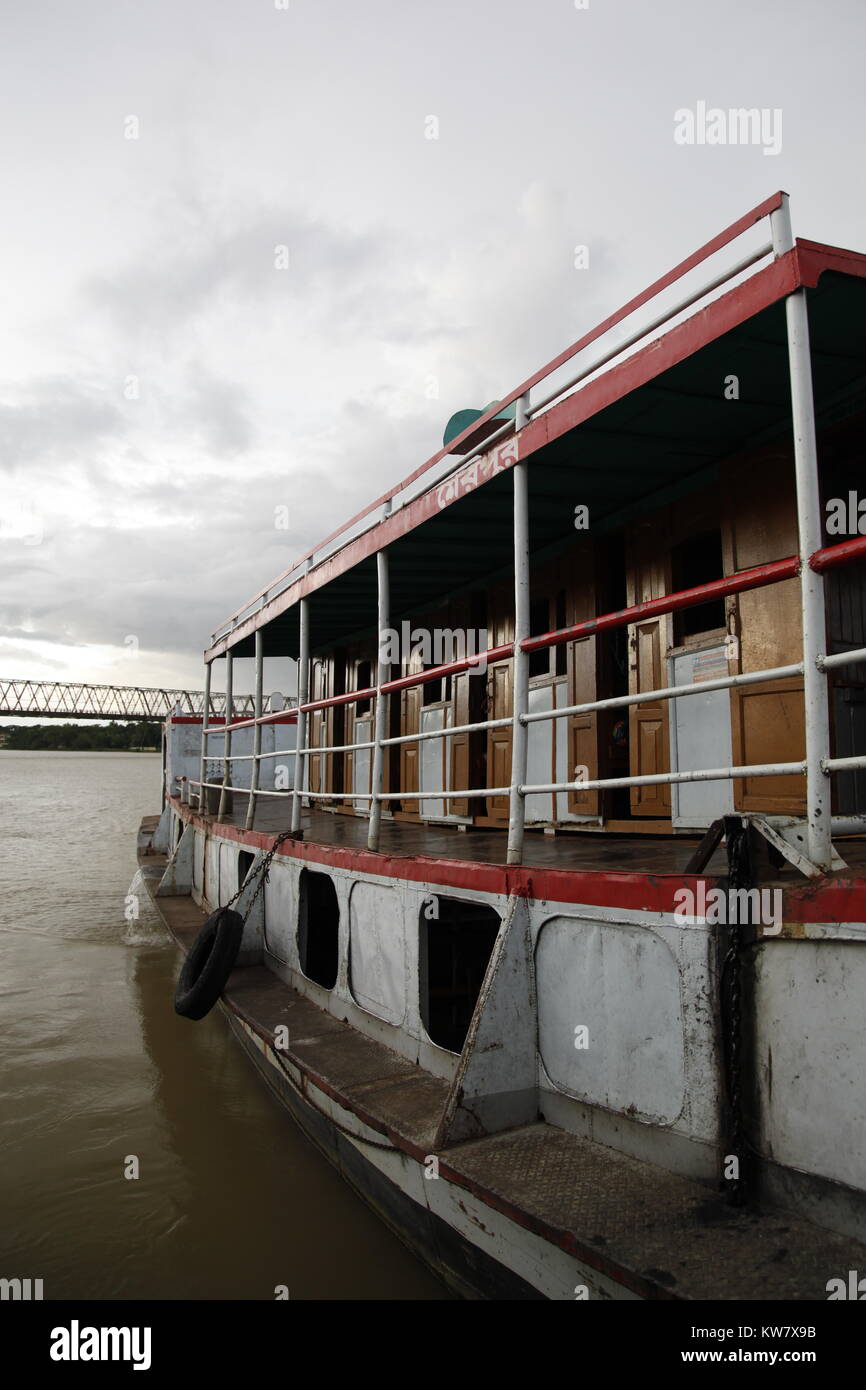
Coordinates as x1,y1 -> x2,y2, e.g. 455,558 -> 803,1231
201,191 -> 866,858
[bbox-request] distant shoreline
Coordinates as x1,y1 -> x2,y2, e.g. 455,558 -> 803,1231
0,721 -> 162,753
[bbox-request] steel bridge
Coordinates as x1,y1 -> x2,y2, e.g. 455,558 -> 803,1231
0,677 -> 256,722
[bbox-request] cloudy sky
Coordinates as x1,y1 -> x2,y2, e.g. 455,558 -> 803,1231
2,0 -> 865,703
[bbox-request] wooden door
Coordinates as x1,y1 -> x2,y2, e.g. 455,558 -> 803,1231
567,545 -> 599,817
568,634 -> 599,816
485,661 -> 513,823
309,660 -> 328,798
725,450 -> 805,814
399,686 -> 421,816
451,670 -> 471,817
626,522 -> 672,817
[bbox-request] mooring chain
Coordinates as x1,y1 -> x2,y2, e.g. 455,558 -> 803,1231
723,820 -> 749,1207
221,830 -> 297,925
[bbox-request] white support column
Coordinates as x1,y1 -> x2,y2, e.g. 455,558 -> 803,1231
291,598 -> 310,834
367,549 -> 390,851
774,195 -> 833,869
245,628 -> 264,831
507,396 -> 531,865
199,660 -> 211,813
218,652 -> 234,822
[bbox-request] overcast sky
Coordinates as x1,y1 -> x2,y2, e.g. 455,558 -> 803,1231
2,0 -> 865,703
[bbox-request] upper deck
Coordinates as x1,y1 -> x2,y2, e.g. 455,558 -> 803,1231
204,192 -> 866,665
191,192 -> 866,877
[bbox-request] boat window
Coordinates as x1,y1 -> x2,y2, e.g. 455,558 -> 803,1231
238,850 -> 255,893
555,589 -> 568,677
419,897 -> 501,1052
297,868 -> 340,989
355,660 -> 372,716
529,596 -> 551,679
313,659 -> 328,702
672,529 -> 726,640
422,669 -> 452,706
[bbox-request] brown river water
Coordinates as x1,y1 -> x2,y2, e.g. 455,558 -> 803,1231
0,751 -> 447,1299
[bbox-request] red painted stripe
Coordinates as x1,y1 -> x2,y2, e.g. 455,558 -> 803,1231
784,879 -> 866,925
524,558 -> 801,651
170,714 -> 297,726
382,643 -> 514,694
794,238 -> 866,288
301,686 -> 376,713
167,796 -> 866,924
210,710 -> 299,733
212,534 -> 864,719
166,794 -> 702,909
810,536 -> 866,572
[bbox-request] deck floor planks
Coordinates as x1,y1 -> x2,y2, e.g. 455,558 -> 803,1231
212,799 -> 866,883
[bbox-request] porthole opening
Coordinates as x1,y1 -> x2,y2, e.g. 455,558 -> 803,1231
238,850 -> 255,893
420,897 -> 500,1053
298,868 -> 340,990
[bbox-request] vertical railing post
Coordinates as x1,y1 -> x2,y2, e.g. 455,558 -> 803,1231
245,628 -> 264,830
199,660 -> 211,813
368,548 -> 390,851
218,652 -> 234,822
507,393 -> 531,865
773,193 -> 833,870
291,598 -> 310,834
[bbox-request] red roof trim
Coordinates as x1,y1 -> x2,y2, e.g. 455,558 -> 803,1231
209,193 -> 786,643
206,247 -> 801,661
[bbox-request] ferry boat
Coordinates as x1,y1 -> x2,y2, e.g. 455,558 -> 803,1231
139,191 -> 866,1300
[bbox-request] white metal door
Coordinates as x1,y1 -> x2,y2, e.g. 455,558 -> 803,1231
669,645 -> 734,828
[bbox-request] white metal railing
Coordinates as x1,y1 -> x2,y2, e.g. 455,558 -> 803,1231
189,591 -> 866,859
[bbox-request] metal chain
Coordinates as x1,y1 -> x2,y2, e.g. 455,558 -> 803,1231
221,830 -> 297,925
723,819 -> 749,1207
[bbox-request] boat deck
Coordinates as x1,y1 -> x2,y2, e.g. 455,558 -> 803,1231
140,838 -> 866,1301
206,797 -> 866,883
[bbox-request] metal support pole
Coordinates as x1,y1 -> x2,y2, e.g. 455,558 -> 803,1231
217,652 -> 233,821
774,195 -> 833,869
367,549 -> 390,851
245,629 -> 263,831
507,397 -> 531,865
291,598 -> 310,834
199,660 -> 211,812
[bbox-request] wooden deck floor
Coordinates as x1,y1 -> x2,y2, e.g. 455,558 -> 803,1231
210,797 -> 866,881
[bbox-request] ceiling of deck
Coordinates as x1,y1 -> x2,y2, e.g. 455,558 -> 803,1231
233,269 -> 866,659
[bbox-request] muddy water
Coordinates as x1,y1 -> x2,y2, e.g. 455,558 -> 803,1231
0,751 -> 447,1299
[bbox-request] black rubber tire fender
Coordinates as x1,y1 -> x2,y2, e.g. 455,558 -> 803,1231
174,907 -> 244,1020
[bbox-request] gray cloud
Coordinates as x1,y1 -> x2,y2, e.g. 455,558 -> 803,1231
1,0 -> 864,690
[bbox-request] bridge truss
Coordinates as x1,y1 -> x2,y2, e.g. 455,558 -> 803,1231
0,678 -> 256,722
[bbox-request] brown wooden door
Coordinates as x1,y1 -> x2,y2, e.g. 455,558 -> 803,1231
309,660 -> 328,797
451,670 -> 470,817
400,686 -> 421,816
626,524 -> 671,817
568,633 -> 599,816
566,545 -> 599,817
724,449 -> 805,814
485,661 -> 513,822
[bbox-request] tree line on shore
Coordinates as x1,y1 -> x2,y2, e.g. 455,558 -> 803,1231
1,722 -> 162,751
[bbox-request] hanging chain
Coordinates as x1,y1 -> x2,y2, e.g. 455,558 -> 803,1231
222,830 -> 297,925
723,817 -> 749,1207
